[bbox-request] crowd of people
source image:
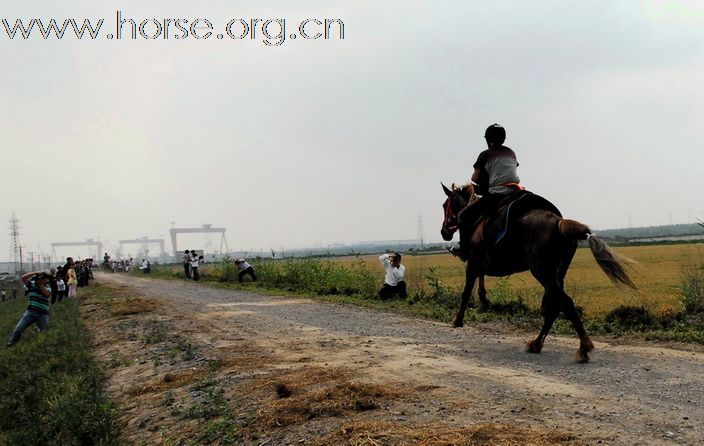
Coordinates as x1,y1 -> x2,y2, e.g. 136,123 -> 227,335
182,250 -> 205,281
5,247 -> 409,347
6,256 -> 93,347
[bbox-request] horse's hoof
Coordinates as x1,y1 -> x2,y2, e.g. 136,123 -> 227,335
452,319 -> 464,328
576,349 -> 590,363
526,340 -> 542,354
582,339 -> 595,353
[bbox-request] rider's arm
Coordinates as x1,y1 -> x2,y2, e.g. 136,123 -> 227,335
470,168 -> 482,184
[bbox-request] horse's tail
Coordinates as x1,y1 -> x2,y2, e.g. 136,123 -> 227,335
559,219 -> 637,289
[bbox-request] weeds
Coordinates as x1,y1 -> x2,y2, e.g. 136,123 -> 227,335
0,298 -> 119,445
680,262 -> 704,314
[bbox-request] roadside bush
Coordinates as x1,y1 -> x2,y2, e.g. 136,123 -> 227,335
215,257 -> 239,283
409,267 -> 457,308
680,262 -> 704,314
604,305 -> 655,331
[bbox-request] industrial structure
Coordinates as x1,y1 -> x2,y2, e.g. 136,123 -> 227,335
169,224 -> 229,257
50,239 -> 103,262
8,212 -> 21,274
118,237 -> 166,260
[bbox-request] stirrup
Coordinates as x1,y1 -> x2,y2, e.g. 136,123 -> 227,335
447,243 -> 468,262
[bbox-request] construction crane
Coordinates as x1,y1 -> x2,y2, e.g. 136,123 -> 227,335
118,237 -> 166,260
50,239 -> 103,262
169,224 -> 229,257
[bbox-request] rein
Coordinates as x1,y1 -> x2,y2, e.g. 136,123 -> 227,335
443,196 -> 460,232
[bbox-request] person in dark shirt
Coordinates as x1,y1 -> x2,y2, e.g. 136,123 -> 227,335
48,267 -> 59,304
7,272 -> 52,346
455,124 -> 522,260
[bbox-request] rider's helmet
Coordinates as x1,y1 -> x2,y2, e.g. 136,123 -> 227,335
484,124 -> 506,145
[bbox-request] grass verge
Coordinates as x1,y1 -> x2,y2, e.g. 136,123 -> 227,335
136,257 -> 704,345
0,294 -> 119,446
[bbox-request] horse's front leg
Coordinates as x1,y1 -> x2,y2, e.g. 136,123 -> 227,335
477,275 -> 490,312
453,266 -> 478,328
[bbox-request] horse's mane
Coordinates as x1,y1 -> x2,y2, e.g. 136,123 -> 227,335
451,183 -> 475,200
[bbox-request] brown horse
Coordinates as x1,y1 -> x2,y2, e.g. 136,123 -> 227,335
440,183 -> 636,362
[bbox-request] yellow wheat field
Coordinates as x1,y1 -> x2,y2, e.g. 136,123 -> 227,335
334,244 -> 704,317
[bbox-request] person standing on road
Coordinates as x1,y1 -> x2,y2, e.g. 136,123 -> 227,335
7,272 -> 52,346
183,250 -> 192,278
378,253 -> 407,299
234,259 -> 257,283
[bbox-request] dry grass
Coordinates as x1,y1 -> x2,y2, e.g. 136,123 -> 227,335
314,421 -> 581,446
244,367 -> 406,428
126,367 -> 208,396
336,244 -> 704,316
109,297 -> 161,316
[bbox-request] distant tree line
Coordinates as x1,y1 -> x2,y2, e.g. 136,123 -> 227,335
596,223 -> 704,240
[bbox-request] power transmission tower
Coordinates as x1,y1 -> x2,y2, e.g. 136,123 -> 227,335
417,212 -> 425,250
9,212 -> 21,274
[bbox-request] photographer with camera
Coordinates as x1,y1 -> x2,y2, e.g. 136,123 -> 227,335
378,252 -> 407,299
190,250 -> 204,281
7,271 -> 52,347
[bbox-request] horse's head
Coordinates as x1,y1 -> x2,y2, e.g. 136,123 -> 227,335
440,182 -> 474,241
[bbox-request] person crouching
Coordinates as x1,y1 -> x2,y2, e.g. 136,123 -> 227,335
234,259 -> 257,283
378,253 -> 407,299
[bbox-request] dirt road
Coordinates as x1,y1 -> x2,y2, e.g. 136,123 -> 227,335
91,273 -> 704,445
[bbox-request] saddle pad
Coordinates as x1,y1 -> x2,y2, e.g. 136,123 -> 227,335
486,191 -> 562,244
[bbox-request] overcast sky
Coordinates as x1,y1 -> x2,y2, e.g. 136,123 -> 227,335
2,0 -> 704,260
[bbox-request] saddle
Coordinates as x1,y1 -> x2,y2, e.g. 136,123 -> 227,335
481,190 -> 562,245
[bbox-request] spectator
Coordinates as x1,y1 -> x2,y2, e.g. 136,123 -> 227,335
7,272 -> 51,346
56,274 -> 67,302
140,259 -> 151,274
190,250 -> 203,281
48,267 -> 59,304
183,250 -> 192,278
1,288 -> 6,302
67,264 -> 78,298
378,253 -> 407,299
234,259 -> 257,283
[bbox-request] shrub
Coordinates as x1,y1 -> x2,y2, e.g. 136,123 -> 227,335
680,263 -> 704,314
604,305 -> 655,331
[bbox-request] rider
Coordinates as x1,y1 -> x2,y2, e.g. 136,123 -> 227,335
456,124 -> 522,259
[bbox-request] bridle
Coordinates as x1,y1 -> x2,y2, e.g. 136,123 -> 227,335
442,196 -> 460,235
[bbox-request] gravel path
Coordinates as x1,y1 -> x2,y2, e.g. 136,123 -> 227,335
99,273 -> 704,445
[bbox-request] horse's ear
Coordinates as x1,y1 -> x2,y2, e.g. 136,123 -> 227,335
441,182 -> 452,197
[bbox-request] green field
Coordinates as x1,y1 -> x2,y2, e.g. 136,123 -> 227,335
333,243 -> 704,317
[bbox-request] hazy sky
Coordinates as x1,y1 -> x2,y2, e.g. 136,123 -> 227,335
2,0 -> 704,260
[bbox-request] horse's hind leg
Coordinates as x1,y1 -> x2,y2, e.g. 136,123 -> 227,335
477,275 -> 490,312
526,289 -> 560,354
560,290 -> 594,363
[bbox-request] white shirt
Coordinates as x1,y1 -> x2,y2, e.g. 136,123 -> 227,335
190,257 -> 200,268
379,254 -> 405,286
236,259 -> 251,270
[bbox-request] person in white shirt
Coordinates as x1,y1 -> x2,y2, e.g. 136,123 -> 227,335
234,259 -> 257,283
378,252 -> 407,299
190,250 -> 203,281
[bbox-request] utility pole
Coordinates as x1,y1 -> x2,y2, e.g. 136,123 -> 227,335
417,212 -> 425,250
9,212 -> 21,274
